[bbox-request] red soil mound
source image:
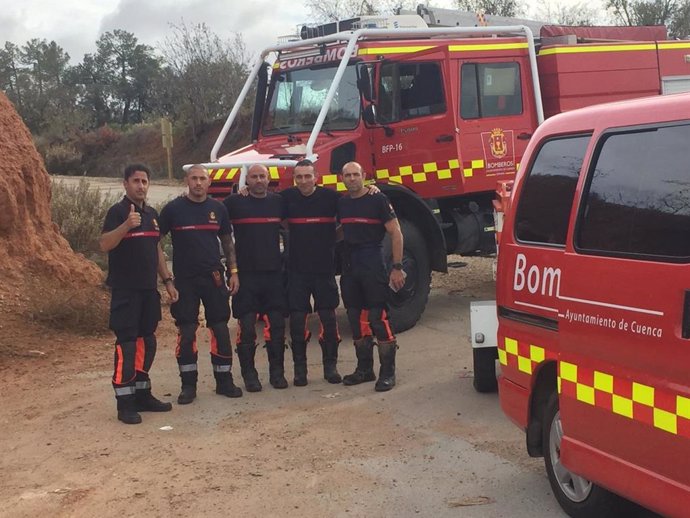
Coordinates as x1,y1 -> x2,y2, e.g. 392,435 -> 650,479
0,92 -> 103,336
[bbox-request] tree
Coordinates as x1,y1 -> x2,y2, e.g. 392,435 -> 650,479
607,0 -> 690,37
158,21 -> 250,139
456,0 -> 520,17
95,30 -> 162,126
536,1 -> 600,25
305,0 -> 418,21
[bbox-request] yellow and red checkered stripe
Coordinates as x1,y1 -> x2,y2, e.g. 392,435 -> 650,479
499,336 -> 557,375
559,361 -> 690,438
499,335 -> 690,438
208,167 -> 283,182
375,159 -> 461,185
319,174 -> 347,192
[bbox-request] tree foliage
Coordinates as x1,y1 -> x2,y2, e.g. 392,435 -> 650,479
608,0 -> 690,37
158,21 -> 250,139
456,0 -> 520,17
305,0 -> 418,21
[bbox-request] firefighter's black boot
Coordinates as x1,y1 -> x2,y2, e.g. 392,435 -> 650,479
214,372 -> 243,398
267,342 -> 289,389
136,389 -> 173,412
320,339 -> 342,384
291,340 -> 308,387
177,369 -> 197,404
375,340 -> 398,392
342,337 -> 376,386
236,344 -> 262,392
117,395 -> 142,424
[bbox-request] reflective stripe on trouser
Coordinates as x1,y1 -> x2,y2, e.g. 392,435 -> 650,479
176,323 -> 199,385
112,340 -> 136,397
347,308 -> 394,341
134,335 -> 157,391
209,322 -> 232,369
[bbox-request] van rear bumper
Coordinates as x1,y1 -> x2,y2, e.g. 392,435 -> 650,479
498,374 -> 530,430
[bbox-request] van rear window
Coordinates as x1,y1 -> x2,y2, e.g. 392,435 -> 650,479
514,134 -> 590,245
577,123 -> 690,261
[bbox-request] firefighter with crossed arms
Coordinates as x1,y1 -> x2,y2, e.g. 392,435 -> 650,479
100,163 -> 178,424
159,164 -> 243,404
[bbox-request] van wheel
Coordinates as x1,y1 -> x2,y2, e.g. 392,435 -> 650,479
473,347 -> 498,392
543,393 -> 628,517
383,219 -> 431,333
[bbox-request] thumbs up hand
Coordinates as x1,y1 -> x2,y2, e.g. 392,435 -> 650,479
126,204 -> 142,229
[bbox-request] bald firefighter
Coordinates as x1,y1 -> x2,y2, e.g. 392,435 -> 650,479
159,164 -> 242,404
338,161 -> 405,392
224,164 -> 289,390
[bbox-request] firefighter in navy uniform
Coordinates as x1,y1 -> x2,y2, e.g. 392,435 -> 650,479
338,161 -> 405,392
100,163 -> 178,424
224,164 -> 288,391
159,165 -> 242,404
282,159 -> 343,386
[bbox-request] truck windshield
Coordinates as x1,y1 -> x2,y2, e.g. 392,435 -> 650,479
263,64 -> 360,135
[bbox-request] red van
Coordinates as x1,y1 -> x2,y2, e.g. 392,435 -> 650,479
496,93 -> 690,517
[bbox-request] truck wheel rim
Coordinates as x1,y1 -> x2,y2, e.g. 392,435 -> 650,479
549,409 -> 592,503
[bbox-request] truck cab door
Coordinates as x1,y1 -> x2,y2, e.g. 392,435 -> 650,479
367,46 -> 459,199
456,52 -> 538,195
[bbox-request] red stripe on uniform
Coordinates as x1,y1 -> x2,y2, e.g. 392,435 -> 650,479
134,337 -> 145,372
232,218 -> 282,224
123,231 -> 160,238
172,224 -> 220,230
287,217 -> 337,224
340,218 -> 382,224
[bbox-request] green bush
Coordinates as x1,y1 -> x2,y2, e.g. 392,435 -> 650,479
51,179 -> 117,262
44,143 -> 83,175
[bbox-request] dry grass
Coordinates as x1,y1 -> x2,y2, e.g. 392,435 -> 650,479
26,284 -> 109,335
51,179 -> 117,268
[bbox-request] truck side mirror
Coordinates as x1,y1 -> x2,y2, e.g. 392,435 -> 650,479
363,104 -> 377,125
357,64 -> 375,103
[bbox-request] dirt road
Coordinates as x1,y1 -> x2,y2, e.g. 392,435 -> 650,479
0,257 -> 571,518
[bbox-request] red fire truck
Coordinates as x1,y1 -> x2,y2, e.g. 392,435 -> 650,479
495,92 -> 690,517
193,7 -> 690,332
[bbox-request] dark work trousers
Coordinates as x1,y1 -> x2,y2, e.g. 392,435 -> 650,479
288,271 -> 340,352
109,288 -> 162,400
340,261 -> 396,343
170,272 -> 232,386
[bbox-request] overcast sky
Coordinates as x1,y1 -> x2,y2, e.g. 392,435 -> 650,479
0,0 -> 463,63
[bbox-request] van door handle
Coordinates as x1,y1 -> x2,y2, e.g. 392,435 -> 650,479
436,134 -> 454,143
517,132 -> 532,140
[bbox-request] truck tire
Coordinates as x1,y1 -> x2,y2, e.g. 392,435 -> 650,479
472,347 -> 498,393
383,219 -> 431,333
543,393 -> 629,518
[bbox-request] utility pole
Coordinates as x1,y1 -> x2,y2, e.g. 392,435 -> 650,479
161,118 -> 173,180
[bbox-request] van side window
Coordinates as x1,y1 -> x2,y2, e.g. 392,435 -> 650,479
515,135 -> 590,245
378,62 -> 446,123
461,62 -> 522,119
577,123 -> 690,260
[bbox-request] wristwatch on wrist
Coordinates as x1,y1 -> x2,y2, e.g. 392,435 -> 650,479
163,276 -> 174,284
391,262 -> 403,270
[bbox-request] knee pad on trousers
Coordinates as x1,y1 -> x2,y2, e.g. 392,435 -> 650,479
289,311 -> 309,343
346,308 -> 364,340
237,314 -> 258,346
176,323 -> 199,362
113,340 -> 137,386
366,307 -> 395,342
317,309 -> 339,344
141,334 -> 157,373
266,310 -> 285,345
208,322 -> 232,361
